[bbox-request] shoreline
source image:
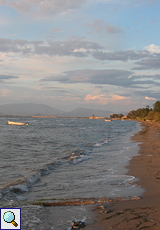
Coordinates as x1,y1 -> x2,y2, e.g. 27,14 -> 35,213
2,121 -> 160,229
83,121 -> 160,229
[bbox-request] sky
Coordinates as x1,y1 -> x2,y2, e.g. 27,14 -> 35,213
0,0 -> 160,113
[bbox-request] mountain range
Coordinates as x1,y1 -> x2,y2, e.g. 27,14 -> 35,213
0,103 -> 112,117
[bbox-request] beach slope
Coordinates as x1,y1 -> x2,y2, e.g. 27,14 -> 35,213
84,122 -> 160,229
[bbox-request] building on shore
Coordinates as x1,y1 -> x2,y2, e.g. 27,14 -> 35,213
89,115 -> 104,119
121,115 -> 127,120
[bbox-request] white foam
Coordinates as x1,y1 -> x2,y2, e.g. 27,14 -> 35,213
104,140 -> 108,144
93,142 -> 104,147
93,138 -> 110,147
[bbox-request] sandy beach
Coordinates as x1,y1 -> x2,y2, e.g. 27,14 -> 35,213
82,121 -> 160,230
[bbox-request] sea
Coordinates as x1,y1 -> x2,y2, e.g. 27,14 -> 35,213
0,117 -> 144,229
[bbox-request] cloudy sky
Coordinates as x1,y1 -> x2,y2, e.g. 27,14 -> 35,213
0,0 -> 160,112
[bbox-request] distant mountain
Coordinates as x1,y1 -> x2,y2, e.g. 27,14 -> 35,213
0,103 -> 113,117
0,103 -> 64,116
61,108 -> 112,118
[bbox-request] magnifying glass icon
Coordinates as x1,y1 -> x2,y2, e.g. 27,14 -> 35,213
3,211 -> 18,227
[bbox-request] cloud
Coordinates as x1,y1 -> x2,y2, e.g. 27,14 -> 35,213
52,28 -> 62,33
1,38 -> 160,76
0,0 -> 157,19
34,40 -> 100,57
0,74 -> 18,83
131,74 -> 160,81
0,38 -> 33,54
90,20 -> 123,34
0,37 -> 103,57
93,50 -> 152,61
85,93 -> 127,105
41,69 -> 160,89
145,96 -> 156,100
1,38 -> 159,69
41,69 -> 135,87
129,75 -> 160,86
131,90 -> 160,101
42,86 -> 70,95
0,0 -> 86,17
0,89 -> 12,97
85,93 -> 125,101
0,0 -> 133,18
145,44 -> 160,53
133,55 -> 160,70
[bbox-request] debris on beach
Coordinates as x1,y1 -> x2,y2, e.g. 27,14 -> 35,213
71,220 -> 86,229
31,196 -> 141,207
98,205 -> 114,214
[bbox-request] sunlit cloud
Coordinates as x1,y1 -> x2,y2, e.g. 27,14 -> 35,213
145,44 -> 160,53
85,93 -> 126,105
145,96 -> 156,100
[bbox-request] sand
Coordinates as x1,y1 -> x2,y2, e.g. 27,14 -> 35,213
83,121 -> 160,230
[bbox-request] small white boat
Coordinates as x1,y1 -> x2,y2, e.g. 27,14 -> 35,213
8,121 -> 29,126
105,119 -> 112,122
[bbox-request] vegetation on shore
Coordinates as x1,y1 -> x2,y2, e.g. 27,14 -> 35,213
110,113 -> 124,119
127,101 -> 160,121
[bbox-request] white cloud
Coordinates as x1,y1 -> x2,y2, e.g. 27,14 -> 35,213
145,44 -> 160,53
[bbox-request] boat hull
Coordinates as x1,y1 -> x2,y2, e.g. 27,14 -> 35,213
8,121 -> 28,126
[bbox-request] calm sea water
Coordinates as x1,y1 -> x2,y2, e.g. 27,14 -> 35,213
0,117 -> 144,204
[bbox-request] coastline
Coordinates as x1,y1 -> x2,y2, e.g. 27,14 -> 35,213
2,120 -> 160,229
84,121 -> 160,229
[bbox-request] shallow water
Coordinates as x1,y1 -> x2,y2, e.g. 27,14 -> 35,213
0,117 -> 144,229
0,118 -> 143,201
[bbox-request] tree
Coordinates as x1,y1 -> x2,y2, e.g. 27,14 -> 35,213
153,101 -> 160,112
153,112 -> 160,121
126,101 -> 160,121
127,107 -> 151,120
110,113 -> 124,119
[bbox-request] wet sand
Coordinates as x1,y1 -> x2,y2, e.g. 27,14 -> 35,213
84,121 -> 160,229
